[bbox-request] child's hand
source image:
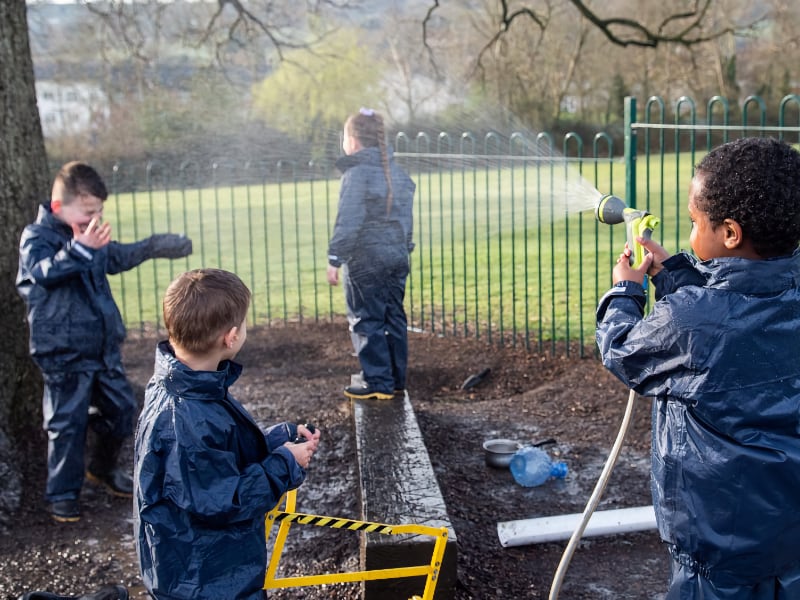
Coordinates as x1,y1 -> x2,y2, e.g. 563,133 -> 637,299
285,424 -> 320,469
327,265 -> 339,286
635,236 -> 670,277
295,423 -> 320,447
612,243 -> 653,285
73,217 -> 111,249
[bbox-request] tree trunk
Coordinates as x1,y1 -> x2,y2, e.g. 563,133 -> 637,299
0,0 -> 51,526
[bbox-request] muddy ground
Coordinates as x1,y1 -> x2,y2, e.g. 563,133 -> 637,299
0,321 -> 669,599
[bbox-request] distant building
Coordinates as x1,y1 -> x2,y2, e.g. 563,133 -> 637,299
35,80 -> 109,140
560,95 -> 579,115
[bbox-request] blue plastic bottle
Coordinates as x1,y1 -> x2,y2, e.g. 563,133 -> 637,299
509,446 -> 568,487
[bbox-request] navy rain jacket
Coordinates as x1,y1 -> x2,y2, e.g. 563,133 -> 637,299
134,342 -> 305,600
596,250 -> 800,586
17,203 -> 155,372
327,145 -> 415,269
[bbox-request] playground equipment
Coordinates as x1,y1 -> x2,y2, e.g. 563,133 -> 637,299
264,489 -> 449,600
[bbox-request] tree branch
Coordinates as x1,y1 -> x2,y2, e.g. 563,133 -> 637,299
424,0 -> 759,56
474,0 -> 549,75
421,0 -> 443,80
569,0 -> 732,47
202,0 -> 291,60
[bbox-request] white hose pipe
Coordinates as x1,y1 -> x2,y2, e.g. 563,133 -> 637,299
548,387 -> 639,599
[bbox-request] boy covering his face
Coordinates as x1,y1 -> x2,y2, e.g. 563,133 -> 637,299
16,161 -> 192,522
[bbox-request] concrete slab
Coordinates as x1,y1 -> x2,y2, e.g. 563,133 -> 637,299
353,392 -> 458,600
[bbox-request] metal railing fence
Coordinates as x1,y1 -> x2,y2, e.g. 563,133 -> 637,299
108,94 -> 800,356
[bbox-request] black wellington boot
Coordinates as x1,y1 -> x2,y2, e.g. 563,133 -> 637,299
19,585 -> 128,600
86,437 -> 133,498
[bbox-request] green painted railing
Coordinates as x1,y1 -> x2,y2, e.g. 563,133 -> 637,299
108,94 -> 800,356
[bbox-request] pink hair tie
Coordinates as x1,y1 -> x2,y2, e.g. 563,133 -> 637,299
359,107 -> 375,117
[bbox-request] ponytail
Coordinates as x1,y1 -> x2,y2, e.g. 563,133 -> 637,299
349,108 -> 394,215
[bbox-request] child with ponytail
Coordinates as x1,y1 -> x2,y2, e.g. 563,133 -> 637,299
326,108 -> 416,399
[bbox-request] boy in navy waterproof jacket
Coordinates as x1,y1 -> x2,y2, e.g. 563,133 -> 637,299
326,109 -> 415,400
597,137 -> 800,598
134,268 -> 320,600
16,161 -> 192,522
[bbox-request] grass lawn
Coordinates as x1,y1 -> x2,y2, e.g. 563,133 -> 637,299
108,152 -> 696,349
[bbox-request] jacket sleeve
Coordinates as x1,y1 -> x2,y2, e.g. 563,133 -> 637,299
107,234 -> 193,274
651,252 -> 706,301
17,226 -> 96,291
327,170 -> 367,267
264,422 -> 298,450
404,176 -> 416,253
105,239 -> 155,274
596,281 -> 694,396
163,409 -> 305,527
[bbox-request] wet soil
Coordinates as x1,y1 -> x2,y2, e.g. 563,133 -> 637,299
0,321 -> 669,599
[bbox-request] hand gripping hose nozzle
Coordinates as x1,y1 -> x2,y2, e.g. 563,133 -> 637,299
595,194 -> 660,267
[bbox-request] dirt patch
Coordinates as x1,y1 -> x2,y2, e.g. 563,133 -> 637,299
0,321 -> 668,599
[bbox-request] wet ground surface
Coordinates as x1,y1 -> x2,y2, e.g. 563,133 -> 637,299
0,322 -> 669,599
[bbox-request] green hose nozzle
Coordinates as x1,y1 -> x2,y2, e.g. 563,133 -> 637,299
595,194 -> 660,267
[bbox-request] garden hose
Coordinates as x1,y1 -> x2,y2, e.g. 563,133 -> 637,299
548,387 -> 638,599
548,193 -> 651,596
595,194 -> 660,268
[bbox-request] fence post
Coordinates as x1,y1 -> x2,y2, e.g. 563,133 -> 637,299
624,96 -> 637,209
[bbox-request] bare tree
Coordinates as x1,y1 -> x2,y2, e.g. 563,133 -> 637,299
735,0 -> 800,104
424,0 -> 756,58
0,0 -> 52,526
370,8 -> 458,124
415,0 -> 774,131
84,0 -> 351,73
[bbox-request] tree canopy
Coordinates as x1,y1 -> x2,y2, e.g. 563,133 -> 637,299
251,28 -> 381,150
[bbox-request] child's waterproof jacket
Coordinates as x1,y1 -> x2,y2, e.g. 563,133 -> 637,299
327,145 -> 415,271
17,203 -> 155,372
596,250 -> 800,586
134,342 -> 305,600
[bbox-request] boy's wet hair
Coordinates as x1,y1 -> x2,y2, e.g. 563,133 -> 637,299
163,269 -> 251,354
695,137 -> 800,258
53,161 -> 108,202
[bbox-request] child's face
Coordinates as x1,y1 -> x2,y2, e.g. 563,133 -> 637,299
52,193 -> 104,234
688,176 -> 727,261
342,123 -> 359,156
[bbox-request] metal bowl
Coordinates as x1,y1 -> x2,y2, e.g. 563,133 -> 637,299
483,439 -> 522,469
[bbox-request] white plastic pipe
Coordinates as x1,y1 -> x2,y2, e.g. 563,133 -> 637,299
497,504 -> 656,547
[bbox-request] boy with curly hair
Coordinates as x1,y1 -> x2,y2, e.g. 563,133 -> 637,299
597,137 -> 800,598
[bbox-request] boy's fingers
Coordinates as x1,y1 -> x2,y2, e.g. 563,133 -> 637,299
637,253 -> 654,273
636,236 -> 669,260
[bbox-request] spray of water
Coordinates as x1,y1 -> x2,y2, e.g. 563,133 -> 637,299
317,105 -> 612,224
531,166 -> 606,217
389,124 -> 610,222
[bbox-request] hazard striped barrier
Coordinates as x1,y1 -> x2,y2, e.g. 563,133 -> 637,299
264,489 -> 448,600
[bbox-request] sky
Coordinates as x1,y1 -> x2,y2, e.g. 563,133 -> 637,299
28,1 -> 212,4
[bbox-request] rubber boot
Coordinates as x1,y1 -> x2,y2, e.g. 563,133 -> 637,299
19,585 -> 128,600
85,437 -> 132,498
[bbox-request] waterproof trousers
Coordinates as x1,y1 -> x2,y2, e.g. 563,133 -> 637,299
41,367 -> 135,502
667,557 -> 800,600
344,257 -> 409,394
